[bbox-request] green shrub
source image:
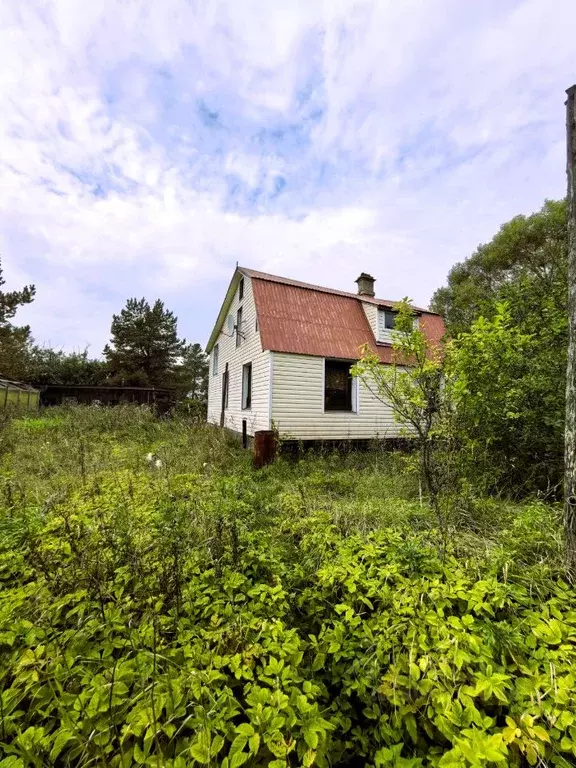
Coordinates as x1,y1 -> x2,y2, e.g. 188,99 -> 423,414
0,408 -> 574,767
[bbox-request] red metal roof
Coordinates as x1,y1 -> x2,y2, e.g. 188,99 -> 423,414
241,267 -> 432,313
250,273 -> 445,363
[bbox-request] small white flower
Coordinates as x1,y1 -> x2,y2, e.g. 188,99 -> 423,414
154,458 -> 163,469
203,462 -> 208,468
146,453 -> 154,462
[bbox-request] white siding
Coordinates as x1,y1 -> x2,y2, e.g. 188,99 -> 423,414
365,306 -> 421,344
377,309 -> 395,344
271,353 -> 404,440
361,301 -> 378,338
207,276 -> 270,436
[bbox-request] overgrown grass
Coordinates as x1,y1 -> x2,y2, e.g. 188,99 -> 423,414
0,406 -> 574,767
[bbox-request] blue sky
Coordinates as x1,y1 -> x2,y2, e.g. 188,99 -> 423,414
1,0 -> 575,353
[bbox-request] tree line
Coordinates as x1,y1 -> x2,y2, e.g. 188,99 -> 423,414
0,263 -> 208,410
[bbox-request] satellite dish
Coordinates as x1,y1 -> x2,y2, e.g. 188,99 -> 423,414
227,314 -> 235,335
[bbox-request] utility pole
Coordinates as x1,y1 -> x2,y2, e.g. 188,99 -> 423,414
565,84 -> 576,567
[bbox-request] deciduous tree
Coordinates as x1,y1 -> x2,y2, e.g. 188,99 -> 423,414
432,199 -> 568,495
352,300 -> 446,530
27,347 -> 108,386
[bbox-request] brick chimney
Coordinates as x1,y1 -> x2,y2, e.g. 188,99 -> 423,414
355,272 -> 375,297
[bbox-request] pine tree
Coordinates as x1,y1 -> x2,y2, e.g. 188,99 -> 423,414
178,342 -> 208,400
0,255 -> 36,380
103,298 -> 186,387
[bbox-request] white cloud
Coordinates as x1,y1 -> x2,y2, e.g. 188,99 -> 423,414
1,0 -> 574,352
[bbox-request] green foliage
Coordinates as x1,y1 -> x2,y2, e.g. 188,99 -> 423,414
0,408 -> 573,766
104,298 -> 186,387
172,342 -> 209,417
431,199 -> 567,494
445,304 -> 560,493
431,199 -> 567,336
352,300 -> 447,526
25,347 -> 109,386
0,255 -> 36,380
353,300 -> 444,439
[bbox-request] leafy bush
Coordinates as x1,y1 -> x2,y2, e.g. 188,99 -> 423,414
0,407 -> 574,766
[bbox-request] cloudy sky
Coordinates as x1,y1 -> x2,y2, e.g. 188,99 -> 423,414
1,0 -> 574,353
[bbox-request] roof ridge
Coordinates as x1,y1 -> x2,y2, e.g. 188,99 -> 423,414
238,266 -> 435,314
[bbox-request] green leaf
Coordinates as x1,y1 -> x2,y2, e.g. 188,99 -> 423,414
303,726 -> 318,750
49,730 -> 74,761
133,742 -> 146,765
405,713 -> 418,744
248,734 -> 260,755
531,725 -> 550,742
211,735 -> 225,757
190,731 -> 211,764
230,752 -> 248,768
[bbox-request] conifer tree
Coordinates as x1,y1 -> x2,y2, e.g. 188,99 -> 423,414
104,298 -> 186,387
0,255 -> 35,380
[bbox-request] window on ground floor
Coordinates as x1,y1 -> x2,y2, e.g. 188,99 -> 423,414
242,362 -> 252,410
324,359 -> 356,412
222,363 -> 229,410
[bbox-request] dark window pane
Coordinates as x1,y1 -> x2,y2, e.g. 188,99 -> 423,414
384,310 -> 396,330
324,360 -> 353,411
239,277 -> 244,300
242,362 -> 252,409
236,307 -> 243,347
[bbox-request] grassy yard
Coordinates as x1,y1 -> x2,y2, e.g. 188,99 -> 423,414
0,406 -> 574,767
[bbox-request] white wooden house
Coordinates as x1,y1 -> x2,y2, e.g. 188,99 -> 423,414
206,267 -> 445,442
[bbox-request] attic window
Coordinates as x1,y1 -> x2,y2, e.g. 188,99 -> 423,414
377,308 -> 397,342
382,310 -> 396,329
324,360 -> 356,412
239,277 -> 244,301
213,344 -> 219,376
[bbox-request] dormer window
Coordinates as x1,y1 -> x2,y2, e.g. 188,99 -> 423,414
377,308 -> 397,342
382,310 -> 395,330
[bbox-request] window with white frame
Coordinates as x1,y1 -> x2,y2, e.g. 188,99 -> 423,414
213,344 -> 219,375
378,308 -> 420,341
324,360 -> 357,412
377,308 -> 397,341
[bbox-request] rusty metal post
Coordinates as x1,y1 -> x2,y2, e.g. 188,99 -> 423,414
253,430 -> 277,469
